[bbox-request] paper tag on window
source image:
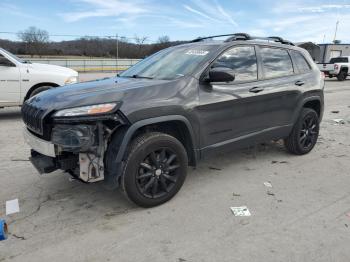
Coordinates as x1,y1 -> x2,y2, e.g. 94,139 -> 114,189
185,50 -> 209,56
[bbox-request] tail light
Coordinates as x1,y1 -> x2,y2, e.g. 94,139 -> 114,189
320,71 -> 325,80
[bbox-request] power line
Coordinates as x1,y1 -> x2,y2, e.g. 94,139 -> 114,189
0,31 -> 157,43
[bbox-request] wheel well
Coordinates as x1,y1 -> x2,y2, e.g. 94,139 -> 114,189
24,82 -> 59,101
340,67 -> 348,73
131,121 -> 197,166
303,100 -> 321,117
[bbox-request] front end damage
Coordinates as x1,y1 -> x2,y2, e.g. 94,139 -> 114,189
22,105 -> 127,185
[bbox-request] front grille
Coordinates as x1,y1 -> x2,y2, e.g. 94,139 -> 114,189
21,103 -> 46,135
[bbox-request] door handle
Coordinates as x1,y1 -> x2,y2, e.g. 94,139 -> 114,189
295,80 -> 305,86
249,86 -> 264,93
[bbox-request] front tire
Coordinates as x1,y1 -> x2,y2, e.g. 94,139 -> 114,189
284,108 -> 319,155
121,132 -> 188,207
29,86 -> 52,98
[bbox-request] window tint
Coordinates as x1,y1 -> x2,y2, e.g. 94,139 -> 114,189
260,47 -> 294,78
213,46 -> 257,82
330,57 -> 348,63
291,51 -> 311,73
0,54 -> 10,66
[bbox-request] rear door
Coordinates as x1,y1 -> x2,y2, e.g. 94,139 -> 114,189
254,45 -> 301,128
0,53 -> 21,105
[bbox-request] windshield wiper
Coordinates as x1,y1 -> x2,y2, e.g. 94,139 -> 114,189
122,74 -> 153,79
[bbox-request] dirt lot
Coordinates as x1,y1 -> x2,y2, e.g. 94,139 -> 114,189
1,76 -> 350,262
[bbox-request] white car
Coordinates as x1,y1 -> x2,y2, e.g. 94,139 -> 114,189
0,48 -> 78,108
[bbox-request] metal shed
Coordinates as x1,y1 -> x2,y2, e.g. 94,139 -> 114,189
296,42 -> 320,62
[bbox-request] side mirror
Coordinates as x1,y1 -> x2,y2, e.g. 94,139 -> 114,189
0,57 -> 16,67
207,67 -> 235,83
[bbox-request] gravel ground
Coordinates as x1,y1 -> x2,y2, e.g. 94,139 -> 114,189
0,77 -> 350,262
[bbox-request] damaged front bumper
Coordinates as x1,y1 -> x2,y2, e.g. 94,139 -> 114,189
23,124 -> 106,183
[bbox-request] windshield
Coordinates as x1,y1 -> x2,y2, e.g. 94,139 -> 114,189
0,48 -> 27,63
120,45 -> 217,80
330,57 -> 348,63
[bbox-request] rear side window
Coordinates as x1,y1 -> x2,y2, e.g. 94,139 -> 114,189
291,51 -> 311,73
260,47 -> 294,78
330,57 -> 348,63
213,46 -> 257,82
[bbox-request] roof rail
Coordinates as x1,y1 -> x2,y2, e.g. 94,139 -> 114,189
268,36 -> 295,46
191,34 -> 247,43
191,33 -> 294,46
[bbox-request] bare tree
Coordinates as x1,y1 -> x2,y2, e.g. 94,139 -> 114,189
157,35 -> 170,44
134,35 -> 148,45
134,35 -> 149,57
17,26 -> 49,57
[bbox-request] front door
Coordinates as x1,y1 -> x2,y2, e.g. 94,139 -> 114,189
197,45 -> 271,151
0,54 -> 20,105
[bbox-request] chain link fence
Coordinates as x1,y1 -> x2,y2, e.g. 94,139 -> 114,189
25,58 -> 141,72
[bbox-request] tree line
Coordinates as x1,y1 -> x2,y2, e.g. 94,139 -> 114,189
0,27 -> 185,58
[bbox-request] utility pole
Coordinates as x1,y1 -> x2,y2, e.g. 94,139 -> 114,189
333,20 -> 339,43
116,34 -> 119,72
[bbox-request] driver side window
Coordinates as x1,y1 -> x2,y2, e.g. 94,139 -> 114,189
213,46 -> 257,82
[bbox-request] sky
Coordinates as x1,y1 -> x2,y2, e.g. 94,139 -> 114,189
0,0 -> 350,44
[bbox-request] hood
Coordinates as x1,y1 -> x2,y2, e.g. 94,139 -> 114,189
27,76 -> 177,112
29,63 -> 78,76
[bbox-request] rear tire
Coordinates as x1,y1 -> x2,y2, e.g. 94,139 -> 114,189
120,132 -> 188,207
337,70 -> 347,81
284,108 -> 319,155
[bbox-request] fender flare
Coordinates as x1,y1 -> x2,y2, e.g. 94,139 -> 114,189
115,115 -> 197,163
292,95 -> 323,124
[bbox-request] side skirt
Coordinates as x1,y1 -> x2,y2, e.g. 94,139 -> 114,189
200,125 -> 293,159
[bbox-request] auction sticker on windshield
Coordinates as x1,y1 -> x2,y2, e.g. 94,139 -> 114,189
185,50 -> 209,56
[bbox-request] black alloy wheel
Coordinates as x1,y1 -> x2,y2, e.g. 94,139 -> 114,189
120,132 -> 188,207
299,114 -> 318,150
136,148 -> 180,199
284,108 -> 319,155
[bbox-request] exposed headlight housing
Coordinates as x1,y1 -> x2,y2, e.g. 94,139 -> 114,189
65,76 -> 78,85
54,103 -> 118,117
52,125 -> 95,152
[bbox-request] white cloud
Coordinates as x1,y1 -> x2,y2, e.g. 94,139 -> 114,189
0,2 -> 40,20
183,0 -> 239,28
253,0 -> 350,43
60,0 -> 148,22
216,3 -> 238,27
56,0 -> 350,43
169,18 -> 206,29
183,4 -> 220,22
299,4 -> 350,13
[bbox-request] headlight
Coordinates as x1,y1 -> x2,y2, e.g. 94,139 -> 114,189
65,76 -> 78,85
54,103 -> 117,117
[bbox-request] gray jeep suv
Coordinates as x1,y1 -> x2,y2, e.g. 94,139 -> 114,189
22,33 -> 324,207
